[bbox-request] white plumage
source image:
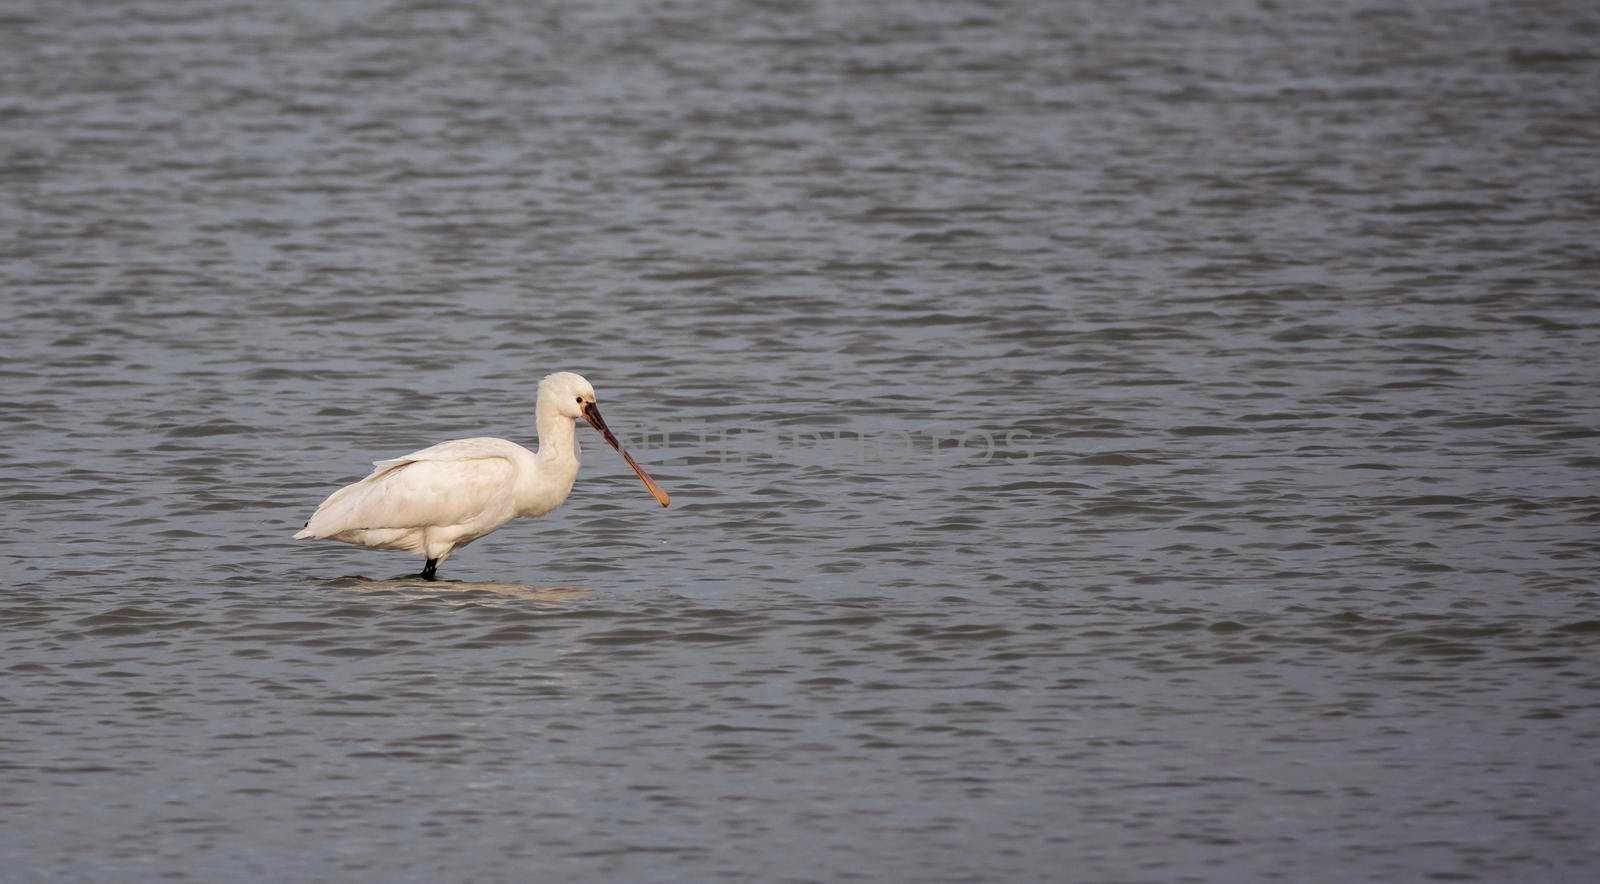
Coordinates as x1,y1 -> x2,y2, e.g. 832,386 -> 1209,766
294,371 -> 669,580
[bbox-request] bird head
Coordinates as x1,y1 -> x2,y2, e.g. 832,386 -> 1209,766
537,371 -> 669,507
538,371 -> 597,420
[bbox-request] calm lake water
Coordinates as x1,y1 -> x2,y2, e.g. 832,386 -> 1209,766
4,0 -> 1600,880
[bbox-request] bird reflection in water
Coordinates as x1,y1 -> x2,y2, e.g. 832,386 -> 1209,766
332,576 -> 594,604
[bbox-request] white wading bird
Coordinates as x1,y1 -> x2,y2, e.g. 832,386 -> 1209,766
294,371 -> 669,581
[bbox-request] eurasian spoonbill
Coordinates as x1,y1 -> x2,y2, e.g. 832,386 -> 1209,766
294,371 -> 669,580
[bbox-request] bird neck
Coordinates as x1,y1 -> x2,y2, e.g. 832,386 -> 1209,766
534,404 -> 580,464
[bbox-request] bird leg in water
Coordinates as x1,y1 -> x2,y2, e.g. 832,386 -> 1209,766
420,558 -> 438,581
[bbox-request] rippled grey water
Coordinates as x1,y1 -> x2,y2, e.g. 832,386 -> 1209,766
4,0 -> 1600,880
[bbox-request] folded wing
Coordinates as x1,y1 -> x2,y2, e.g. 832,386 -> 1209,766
294,438 -> 520,539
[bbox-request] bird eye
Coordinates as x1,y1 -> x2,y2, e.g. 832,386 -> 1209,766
576,396 -> 583,403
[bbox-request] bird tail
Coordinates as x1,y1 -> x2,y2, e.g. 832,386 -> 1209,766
294,458 -> 419,541
294,473 -> 382,540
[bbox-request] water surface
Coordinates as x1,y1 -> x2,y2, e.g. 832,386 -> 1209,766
3,0 -> 1600,880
